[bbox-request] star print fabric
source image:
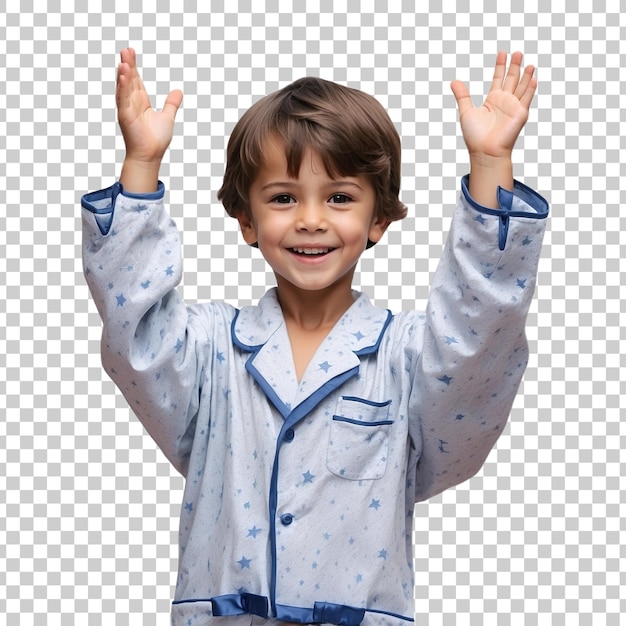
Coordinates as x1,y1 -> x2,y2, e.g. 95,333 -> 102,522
81,176 -> 548,625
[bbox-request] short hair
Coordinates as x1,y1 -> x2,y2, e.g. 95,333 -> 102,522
217,77 -> 407,223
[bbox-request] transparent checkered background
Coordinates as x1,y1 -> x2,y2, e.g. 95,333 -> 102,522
0,2 -> 624,625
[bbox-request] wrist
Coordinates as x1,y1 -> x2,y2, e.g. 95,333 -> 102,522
120,158 -> 161,194
468,150 -> 512,170
468,155 -> 513,209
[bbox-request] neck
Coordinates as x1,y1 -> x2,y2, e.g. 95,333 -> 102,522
275,278 -> 356,332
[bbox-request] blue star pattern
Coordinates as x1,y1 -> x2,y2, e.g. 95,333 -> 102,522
237,556 -> 251,569
81,176 -> 548,626
247,526 -> 262,538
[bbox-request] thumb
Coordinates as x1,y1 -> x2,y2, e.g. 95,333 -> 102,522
450,80 -> 473,118
162,89 -> 183,121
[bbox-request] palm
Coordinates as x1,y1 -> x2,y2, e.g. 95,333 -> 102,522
451,51 -> 537,159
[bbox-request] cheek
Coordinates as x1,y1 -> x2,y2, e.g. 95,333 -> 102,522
343,217 -> 373,244
254,221 -> 287,251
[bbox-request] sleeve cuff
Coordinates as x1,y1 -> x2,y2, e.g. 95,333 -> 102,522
460,174 -> 549,251
81,181 -> 166,236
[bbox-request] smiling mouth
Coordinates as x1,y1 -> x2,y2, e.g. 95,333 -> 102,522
290,247 -> 335,256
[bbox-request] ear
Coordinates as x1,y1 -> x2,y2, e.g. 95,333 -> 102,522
237,213 -> 258,246
367,215 -> 391,246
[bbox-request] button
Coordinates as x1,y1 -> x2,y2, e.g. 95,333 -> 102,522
284,429 -> 295,442
280,513 -> 294,526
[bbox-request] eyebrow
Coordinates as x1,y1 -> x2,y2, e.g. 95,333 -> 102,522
259,181 -> 365,192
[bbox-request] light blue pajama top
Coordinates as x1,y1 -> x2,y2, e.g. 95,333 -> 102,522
81,176 -> 548,626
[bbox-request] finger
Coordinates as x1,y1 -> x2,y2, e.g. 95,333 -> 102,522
514,64 -> 535,100
116,62 -> 131,109
519,76 -> 537,110
450,80 -> 473,118
489,51 -> 507,91
116,61 -> 139,100
502,51 -> 523,93
120,47 -> 134,65
119,47 -> 145,98
128,49 -> 147,95
162,89 -> 184,121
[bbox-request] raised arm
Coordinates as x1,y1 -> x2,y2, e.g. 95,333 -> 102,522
116,47 -> 183,193
408,52 -> 548,502
81,50 -> 205,476
450,51 -> 537,208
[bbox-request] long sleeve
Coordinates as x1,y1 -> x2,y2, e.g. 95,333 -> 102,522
82,181 -> 214,476
409,175 -> 549,502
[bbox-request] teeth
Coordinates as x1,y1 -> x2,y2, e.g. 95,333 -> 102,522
293,247 -> 331,255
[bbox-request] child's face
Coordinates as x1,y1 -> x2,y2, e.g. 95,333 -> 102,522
238,137 -> 389,297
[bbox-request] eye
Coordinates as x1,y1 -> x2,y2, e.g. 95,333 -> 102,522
271,194 -> 295,204
329,193 -> 351,204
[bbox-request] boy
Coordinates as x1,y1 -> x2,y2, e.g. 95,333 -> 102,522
82,48 -> 548,625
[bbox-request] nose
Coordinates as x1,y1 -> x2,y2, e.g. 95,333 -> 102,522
295,200 -> 327,231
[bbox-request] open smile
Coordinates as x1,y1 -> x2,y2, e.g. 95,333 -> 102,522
290,247 -> 335,256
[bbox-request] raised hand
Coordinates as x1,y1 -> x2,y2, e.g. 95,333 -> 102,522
117,48 -> 183,192
117,47 -> 183,164
450,51 -> 536,160
450,51 -> 537,208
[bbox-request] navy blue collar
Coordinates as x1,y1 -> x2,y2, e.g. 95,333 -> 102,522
231,288 -> 393,417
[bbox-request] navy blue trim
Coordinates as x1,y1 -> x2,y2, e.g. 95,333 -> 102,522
277,601 -> 366,625
172,597 -> 210,604
81,183 -> 118,214
244,352 -> 292,419
366,608 -> 415,622
460,174 -> 549,251
232,310 -> 294,416
332,415 -> 393,427
230,309 -> 265,352
283,368 -> 360,432
81,180 -> 166,236
118,181 -> 165,200
172,593 -> 269,618
268,365 -> 360,616
267,436 -> 282,617
232,306 -> 392,355
229,300 -> 395,618
174,595 -> 414,624
211,593 -> 269,618
353,309 -> 393,356
341,396 -> 392,407
275,600 -> 415,624
81,182 -> 121,236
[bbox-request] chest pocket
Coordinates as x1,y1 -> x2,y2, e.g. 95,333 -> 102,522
326,396 -> 393,480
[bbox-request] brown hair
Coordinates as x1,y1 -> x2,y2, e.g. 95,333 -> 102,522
217,77 -> 407,223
